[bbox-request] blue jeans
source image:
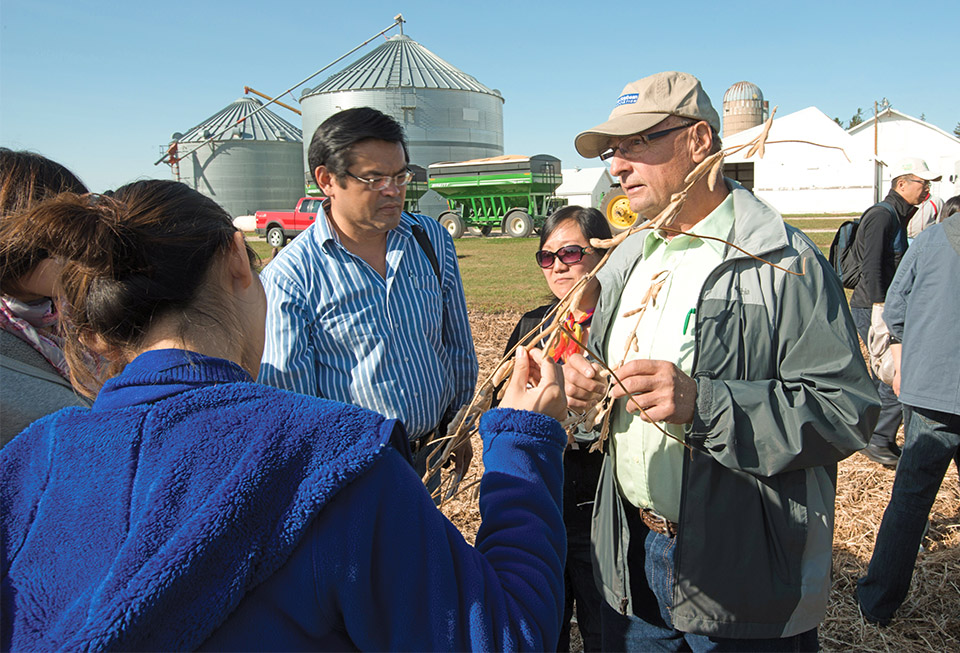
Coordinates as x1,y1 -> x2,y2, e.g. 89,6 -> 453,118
856,405 -> 960,624
851,306 -> 903,447
600,506 -> 819,652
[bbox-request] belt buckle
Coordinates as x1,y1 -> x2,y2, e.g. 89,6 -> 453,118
411,430 -> 436,455
642,508 -> 677,537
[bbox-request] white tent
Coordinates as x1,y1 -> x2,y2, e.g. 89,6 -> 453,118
557,167 -> 615,211
723,107 -> 874,214
848,108 -> 960,200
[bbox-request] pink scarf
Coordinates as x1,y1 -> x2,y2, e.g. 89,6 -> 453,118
0,295 -> 72,379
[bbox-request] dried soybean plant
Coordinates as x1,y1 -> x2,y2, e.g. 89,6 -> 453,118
427,107 -> 837,504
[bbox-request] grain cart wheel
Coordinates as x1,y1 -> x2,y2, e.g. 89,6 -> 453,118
479,225 -> 493,237
601,186 -> 638,233
439,211 -> 465,239
504,209 -> 534,238
266,226 -> 287,248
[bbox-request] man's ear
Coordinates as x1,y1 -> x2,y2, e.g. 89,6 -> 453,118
316,165 -> 337,197
689,121 -> 714,164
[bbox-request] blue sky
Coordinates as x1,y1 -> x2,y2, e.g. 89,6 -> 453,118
2,0 -> 957,193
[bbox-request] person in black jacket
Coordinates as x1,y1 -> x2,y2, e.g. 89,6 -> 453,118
500,205 -> 611,652
850,157 -> 942,467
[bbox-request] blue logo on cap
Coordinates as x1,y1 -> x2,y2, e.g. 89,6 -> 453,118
616,93 -> 639,107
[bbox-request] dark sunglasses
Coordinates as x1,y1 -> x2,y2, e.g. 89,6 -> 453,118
535,245 -> 592,269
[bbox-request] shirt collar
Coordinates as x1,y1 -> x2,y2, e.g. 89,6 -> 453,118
313,199 -> 414,251
885,189 -> 918,221
93,349 -> 251,411
642,192 -> 735,258
314,198 -> 338,247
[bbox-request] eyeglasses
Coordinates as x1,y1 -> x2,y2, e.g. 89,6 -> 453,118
599,122 -> 697,161
345,169 -> 414,191
536,245 -> 592,269
905,177 -> 931,188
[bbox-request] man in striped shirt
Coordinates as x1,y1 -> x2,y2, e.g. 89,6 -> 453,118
259,108 -> 478,495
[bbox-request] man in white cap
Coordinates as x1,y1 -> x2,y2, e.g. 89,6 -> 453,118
850,157 -> 943,467
563,71 -> 879,650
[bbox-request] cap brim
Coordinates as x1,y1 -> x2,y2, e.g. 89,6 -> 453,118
916,170 -> 942,181
574,112 -> 673,158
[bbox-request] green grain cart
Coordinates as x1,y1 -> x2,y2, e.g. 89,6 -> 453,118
427,155 -> 565,238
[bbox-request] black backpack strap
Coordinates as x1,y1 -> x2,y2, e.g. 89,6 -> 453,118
876,200 -> 898,223
409,216 -> 442,285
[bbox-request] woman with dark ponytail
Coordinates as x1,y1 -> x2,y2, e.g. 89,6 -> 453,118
0,179 -> 570,651
0,148 -> 94,446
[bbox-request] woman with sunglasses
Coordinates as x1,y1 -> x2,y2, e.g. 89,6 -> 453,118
501,204 -> 611,652
0,180 -> 570,651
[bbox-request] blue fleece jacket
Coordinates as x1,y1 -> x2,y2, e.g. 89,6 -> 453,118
1,349 -> 566,652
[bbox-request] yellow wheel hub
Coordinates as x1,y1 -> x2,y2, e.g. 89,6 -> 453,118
606,196 -> 637,229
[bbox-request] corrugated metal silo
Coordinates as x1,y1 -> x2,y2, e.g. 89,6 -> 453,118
722,81 -> 767,138
171,97 -> 304,218
299,33 -> 504,217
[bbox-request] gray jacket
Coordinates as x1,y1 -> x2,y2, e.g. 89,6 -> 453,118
590,182 -> 880,638
883,213 -> 960,415
1,329 -> 90,447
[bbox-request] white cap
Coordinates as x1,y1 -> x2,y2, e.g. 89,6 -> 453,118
890,157 -> 942,181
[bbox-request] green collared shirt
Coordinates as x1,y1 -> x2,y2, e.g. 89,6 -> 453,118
605,193 -> 735,522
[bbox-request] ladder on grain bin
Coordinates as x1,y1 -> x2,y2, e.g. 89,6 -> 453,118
427,155 -> 566,238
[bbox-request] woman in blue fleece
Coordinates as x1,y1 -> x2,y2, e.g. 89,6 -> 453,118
0,180 -> 568,652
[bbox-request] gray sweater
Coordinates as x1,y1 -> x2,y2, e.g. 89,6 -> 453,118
0,329 -> 91,447
883,213 -> 960,415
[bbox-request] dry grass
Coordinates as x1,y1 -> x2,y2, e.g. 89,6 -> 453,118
438,311 -> 520,545
826,452 -> 959,651
442,311 -> 960,651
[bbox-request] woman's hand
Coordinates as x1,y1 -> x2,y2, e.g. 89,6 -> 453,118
500,347 -> 567,422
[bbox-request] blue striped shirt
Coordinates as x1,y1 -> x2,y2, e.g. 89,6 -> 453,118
258,205 -> 478,438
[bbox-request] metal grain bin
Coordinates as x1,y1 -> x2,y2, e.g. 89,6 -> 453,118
171,97 -> 303,218
300,33 -> 504,218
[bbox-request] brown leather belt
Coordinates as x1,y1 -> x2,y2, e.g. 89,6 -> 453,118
640,508 -> 678,537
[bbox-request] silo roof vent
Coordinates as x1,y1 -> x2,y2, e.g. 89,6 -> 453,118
302,33 -> 501,99
177,96 -> 303,143
723,81 -> 763,103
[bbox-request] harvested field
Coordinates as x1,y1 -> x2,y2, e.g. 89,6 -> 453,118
440,311 -> 960,652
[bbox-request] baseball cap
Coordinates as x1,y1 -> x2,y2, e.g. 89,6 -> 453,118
890,157 -> 942,181
575,71 -> 721,158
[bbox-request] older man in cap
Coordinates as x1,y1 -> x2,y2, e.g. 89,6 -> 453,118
564,71 -> 879,650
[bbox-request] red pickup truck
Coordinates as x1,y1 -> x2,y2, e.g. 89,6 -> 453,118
255,197 -> 325,247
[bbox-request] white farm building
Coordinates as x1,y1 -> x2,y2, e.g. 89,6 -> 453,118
722,107 -> 873,214
849,108 -> 960,200
557,167 -> 616,211
721,106 -> 960,214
